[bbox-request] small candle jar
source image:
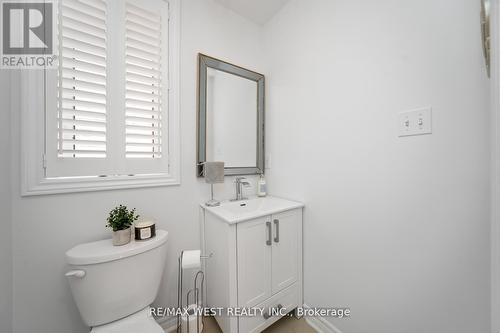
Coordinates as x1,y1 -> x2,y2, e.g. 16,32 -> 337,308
134,220 -> 156,241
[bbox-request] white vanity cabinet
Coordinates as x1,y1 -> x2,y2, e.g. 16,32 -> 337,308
201,197 -> 303,333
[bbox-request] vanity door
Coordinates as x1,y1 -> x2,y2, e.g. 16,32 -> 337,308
237,216 -> 273,308
271,209 -> 301,293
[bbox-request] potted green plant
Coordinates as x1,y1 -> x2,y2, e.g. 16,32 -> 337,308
106,205 -> 139,246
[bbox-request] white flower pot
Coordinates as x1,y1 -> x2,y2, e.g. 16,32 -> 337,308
112,228 -> 131,246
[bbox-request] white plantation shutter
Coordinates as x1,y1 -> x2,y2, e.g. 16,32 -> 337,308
58,0 -> 107,158
125,3 -> 164,159
44,0 -> 173,181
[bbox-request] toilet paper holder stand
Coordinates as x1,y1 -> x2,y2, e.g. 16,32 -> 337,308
176,251 -> 212,333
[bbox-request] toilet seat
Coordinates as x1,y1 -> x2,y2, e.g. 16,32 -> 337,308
91,307 -> 164,333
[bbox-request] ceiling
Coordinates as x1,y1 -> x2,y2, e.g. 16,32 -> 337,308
213,0 -> 290,25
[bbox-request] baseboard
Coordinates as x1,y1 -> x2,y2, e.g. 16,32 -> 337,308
303,304 -> 343,333
157,316 -> 177,333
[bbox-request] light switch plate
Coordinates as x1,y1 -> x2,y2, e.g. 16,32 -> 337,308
398,107 -> 432,137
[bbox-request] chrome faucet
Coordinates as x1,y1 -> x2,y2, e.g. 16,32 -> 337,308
233,177 -> 251,201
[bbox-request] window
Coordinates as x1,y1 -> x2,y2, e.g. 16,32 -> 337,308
125,3 -> 164,160
21,0 -> 180,195
57,0 -> 108,160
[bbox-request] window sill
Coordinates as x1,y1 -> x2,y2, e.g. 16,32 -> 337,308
21,173 -> 180,196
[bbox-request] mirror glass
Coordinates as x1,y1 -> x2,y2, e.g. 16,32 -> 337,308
206,68 -> 257,167
197,54 -> 265,176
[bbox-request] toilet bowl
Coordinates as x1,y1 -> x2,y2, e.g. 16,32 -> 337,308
65,230 -> 168,332
91,307 -> 163,333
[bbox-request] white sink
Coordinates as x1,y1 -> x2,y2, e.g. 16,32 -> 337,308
202,196 -> 304,224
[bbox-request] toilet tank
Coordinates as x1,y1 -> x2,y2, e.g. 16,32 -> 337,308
65,230 -> 168,327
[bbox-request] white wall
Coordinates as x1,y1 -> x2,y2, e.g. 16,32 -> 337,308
8,1 -> 263,332
263,0 -> 491,332
491,1 -> 500,332
0,72 -> 12,333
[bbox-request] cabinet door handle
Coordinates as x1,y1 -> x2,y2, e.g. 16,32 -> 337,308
266,221 -> 272,246
274,219 -> 280,243
263,304 -> 284,320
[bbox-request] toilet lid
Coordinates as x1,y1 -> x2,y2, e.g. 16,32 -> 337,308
66,230 -> 168,265
91,316 -> 164,333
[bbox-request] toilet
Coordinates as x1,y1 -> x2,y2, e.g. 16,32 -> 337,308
65,230 -> 168,332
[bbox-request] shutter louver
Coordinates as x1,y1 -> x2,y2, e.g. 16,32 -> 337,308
125,3 -> 163,159
58,0 -> 107,158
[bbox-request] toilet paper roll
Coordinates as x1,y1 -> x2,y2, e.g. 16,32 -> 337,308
181,250 -> 201,269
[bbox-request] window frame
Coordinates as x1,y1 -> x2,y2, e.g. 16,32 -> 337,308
20,0 -> 180,196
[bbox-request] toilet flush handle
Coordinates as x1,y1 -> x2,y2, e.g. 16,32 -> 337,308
65,270 -> 86,278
